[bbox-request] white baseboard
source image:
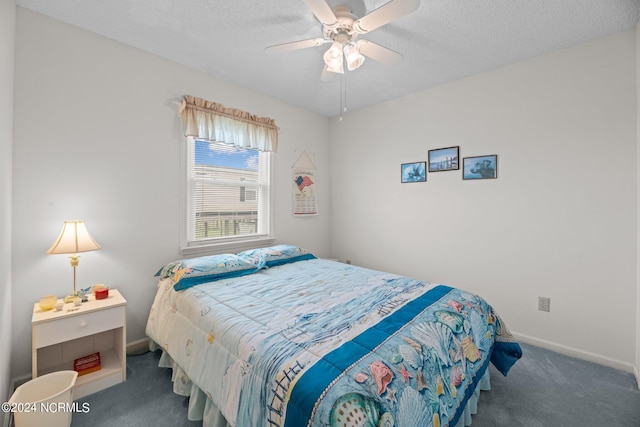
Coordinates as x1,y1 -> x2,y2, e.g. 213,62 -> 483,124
126,338 -> 150,355
513,332 -> 635,374
633,365 -> 639,390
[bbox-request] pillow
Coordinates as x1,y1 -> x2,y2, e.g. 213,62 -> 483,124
154,253 -> 259,291
237,244 -> 316,268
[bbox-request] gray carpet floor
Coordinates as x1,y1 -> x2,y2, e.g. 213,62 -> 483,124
70,342 -> 640,427
472,343 -> 640,427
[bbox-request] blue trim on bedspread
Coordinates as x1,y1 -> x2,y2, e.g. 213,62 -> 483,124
491,341 -> 523,376
284,284 -> 521,427
286,285 -> 452,425
450,346 -> 493,427
173,267 -> 259,291
262,253 -> 317,268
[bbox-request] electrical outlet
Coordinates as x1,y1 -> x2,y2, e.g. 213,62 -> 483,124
538,297 -> 551,312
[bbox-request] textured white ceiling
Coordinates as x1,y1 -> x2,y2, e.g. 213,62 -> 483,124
16,0 -> 640,117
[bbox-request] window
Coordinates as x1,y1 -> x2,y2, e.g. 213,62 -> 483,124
177,95 -> 278,254
183,138 -> 272,252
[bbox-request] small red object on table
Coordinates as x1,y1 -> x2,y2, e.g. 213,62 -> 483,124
95,288 -> 109,300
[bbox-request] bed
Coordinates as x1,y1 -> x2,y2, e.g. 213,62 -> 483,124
145,245 -> 522,427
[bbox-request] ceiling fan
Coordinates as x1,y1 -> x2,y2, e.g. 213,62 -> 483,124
265,0 -> 420,78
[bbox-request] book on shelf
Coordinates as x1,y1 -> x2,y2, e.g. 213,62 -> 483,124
73,352 -> 101,376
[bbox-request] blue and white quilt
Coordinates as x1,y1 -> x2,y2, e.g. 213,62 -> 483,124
146,258 -> 521,427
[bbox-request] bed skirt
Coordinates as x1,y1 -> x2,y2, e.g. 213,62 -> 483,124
151,341 -> 492,427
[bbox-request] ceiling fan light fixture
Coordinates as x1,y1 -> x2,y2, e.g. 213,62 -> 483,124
343,42 -> 365,71
323,42 -> 344,74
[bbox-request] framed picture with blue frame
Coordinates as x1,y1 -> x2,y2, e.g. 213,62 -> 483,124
401,161 -> 426,183
463,155 -> 498,180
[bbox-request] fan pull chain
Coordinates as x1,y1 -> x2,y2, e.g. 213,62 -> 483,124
339,69 -> 347,121
343,71 -> 348,114
339,73 -> 344,121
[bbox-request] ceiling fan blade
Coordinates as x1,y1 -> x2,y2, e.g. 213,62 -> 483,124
353,0 -> 420,34
357,39 -> 403,65
303,0 -> 338,26
265,37 -> 327,53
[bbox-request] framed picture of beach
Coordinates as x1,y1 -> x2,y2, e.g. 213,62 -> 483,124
401,161 -> 426,183
463,155 -> 498,180
428,146 -> 459,172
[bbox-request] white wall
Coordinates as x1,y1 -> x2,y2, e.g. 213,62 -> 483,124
330,30 -> 637,371
11,8 -> 331,379
636,20 -> 640,386
11,6 -> 639,383
0,0 -> 15,407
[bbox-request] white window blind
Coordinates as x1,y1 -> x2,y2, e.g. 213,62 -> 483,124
184,139 -> 271,250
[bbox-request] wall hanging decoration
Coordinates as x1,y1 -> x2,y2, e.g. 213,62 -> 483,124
401,161 -> 426,183
428,146 -> 459,172
292,150 -> 318,216
463,155 -> 498,180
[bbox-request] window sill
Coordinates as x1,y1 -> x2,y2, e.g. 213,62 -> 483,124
180,236 -> 276,257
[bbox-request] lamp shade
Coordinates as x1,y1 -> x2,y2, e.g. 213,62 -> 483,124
344,43 -> 365,71
323,42 -> 344,74
47,220 -> 101,255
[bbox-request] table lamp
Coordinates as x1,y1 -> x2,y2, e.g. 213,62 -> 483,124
47,220 -> 101,298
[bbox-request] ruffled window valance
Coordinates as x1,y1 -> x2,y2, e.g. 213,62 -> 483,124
178,95 -> 278,152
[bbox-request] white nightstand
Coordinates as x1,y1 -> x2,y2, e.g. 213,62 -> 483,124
31,289 -> 127,399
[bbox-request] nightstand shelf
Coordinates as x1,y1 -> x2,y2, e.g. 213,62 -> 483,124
31,289 -> 127,399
